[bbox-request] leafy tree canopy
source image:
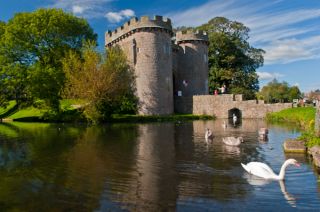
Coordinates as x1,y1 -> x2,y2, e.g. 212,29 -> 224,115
258,79 -> 301,103
63,43 -> 137,123
0,8 -> 97,110
196,17 -> 265,99
0,21 -> 5,36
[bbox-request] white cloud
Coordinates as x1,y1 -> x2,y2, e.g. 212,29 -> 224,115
105,12 -> 123,23
166,0 -> 320,65
257,72 -> 284,80
48,0 -> 114,18
264,37 -> 320,64
121,9 -> 135,18
72,5 -> 86,14
105,9 -> 135,23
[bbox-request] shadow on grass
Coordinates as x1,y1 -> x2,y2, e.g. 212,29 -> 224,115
0,103 -> 19,119
12,108 -> 87,123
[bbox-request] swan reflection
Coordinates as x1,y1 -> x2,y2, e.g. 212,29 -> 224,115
244,173 -> 296,207
222,145 -> 240,156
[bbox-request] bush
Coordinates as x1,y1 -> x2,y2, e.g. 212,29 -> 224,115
298,131 -> 320,147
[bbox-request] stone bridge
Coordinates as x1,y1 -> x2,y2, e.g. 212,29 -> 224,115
174,94 -> 292,119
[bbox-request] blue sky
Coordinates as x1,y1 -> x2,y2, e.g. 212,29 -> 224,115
1,0 -> 319,92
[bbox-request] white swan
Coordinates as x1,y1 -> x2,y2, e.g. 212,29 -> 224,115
232,114 -> 237,125
205,128 -> 213,140
241,158 -> 300,180
222,136 -> 243,146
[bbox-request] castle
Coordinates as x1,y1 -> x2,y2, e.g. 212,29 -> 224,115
105,15 -> 209,115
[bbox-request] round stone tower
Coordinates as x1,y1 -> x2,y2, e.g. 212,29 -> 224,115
175,30 -> 209,96
105,16 -> 173,115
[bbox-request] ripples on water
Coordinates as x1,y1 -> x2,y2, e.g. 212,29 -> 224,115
0,120 -> 319,211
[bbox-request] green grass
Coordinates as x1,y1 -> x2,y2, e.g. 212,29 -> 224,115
0,101 -> 17,115
267,107 -> 320,147
266,107 -> 316,130
8,106 -> 45,120
0,99 -> 87,122
1,99 -> 214,123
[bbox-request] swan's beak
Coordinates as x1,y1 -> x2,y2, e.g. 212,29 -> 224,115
294,162 -> 300,167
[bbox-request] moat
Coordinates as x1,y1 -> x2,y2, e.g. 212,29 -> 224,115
0,120 -> 319,211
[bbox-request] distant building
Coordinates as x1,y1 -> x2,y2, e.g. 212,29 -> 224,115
306,90 -> 320,102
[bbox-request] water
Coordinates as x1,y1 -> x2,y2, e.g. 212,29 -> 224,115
0,120 -> 319,211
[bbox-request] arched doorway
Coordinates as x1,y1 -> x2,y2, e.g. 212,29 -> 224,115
228,108 -> 242,126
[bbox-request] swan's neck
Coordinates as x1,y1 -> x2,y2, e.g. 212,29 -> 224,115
278,160 -> 291,180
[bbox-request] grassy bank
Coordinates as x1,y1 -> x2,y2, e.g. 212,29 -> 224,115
1,101 -> 214,123
266,107 -> 316,129
267,107 -> 320,147
0,100 -> 86,122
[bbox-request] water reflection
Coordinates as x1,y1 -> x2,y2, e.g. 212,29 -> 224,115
127,123 -> 177,211
222,145 -> 241,156
244,173 -> 296,207
0,120 -> 319,210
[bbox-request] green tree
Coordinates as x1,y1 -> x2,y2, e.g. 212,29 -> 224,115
287,86 -> 301,102
0,21 -> 5,36
258,79 -> 301,103
63,44 -> 137,122
0,8 -> 96,110
0,21 -> 7,106
197,17 -> 265,99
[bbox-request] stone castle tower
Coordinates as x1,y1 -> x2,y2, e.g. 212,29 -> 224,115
174,31 -> 209,97
105,15 -> 208,115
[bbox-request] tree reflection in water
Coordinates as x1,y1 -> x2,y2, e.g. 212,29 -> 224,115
0,119 -> 319,211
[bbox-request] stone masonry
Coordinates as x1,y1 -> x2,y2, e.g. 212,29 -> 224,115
105,15 -> 291,118
105,15 -> 209,115
174,94 -> 292,118
174,31 -> 209,96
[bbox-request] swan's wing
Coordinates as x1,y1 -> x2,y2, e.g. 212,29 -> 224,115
242,162 -> 277,179
222,137 -> 227,143
247,162 -> 274,173
223,137 -> 240,146
222,138 -> 231,145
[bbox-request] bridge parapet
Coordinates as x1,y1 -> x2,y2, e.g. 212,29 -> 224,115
174,94 -> 292,118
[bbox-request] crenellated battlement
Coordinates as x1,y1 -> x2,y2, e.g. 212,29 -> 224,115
175,30 -> 208,44
104,15 -> 209,115
105,15 -> 172,46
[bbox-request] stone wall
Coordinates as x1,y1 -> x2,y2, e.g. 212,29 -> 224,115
106,16 -> 173,115
174,94 -> 292,118
133,30 -> 173,115
175,31 -> 209,97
